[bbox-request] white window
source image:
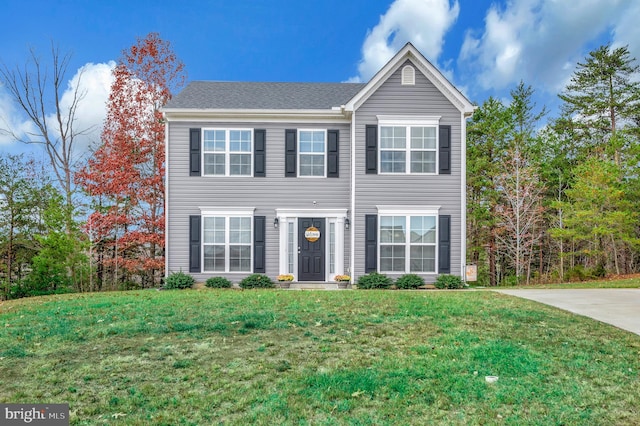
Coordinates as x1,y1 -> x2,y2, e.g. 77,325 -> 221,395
298,130 -> 326,177
379,209 -> 438,273
203,215 -> 252,272
329,222 -> 336,274
287,221 -> 295,274
378,116 -> 440,174
203,129 -> 252,176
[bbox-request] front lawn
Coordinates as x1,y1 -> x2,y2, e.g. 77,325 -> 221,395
1,290 -> 639,425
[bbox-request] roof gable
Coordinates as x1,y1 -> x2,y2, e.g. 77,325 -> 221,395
344,43 -> 474,116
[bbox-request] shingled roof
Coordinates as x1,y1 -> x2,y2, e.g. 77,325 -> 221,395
164,81 -> 366,110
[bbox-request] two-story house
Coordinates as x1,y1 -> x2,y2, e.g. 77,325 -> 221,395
163,43 -> 474,286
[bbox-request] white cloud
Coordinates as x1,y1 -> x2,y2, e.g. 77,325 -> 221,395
612,2 -> 640,66
0,61 -> 115,154
458,0 -> 634,95
348,0 -> 460,82
59,61 -> 116,153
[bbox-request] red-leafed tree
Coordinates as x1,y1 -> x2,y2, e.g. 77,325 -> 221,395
76,33 -> 185,289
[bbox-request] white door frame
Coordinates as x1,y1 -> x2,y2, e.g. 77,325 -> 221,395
275,208 -> 347,282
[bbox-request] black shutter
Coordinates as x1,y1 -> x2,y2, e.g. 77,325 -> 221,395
189,215 -> 201,273
439,125 -> 451,175
327,129 -> 339,178
285,129 -> 297,177
254,216 -> 266,273
254,129 -> 266,177
365,214 -> 377,272
365,125 -> 377,174
438,215 -> 451,274
189,128 -> 201,176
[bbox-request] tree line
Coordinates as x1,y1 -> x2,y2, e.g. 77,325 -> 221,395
0,33 -> 185,298
0,38 -> 638,298
468,44 -> 640,285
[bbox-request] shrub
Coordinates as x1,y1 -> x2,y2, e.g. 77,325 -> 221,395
565,265 -> 586,282
588,263 -> 607,279
395,274 -> 424,289
239,274 -> 275,289
205,277 -> 233,288
164,271 -> 195,289
434,274 -> 464,289
356,272 -> 392,289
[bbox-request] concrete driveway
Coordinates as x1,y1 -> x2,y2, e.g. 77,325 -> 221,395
494,289 -> 640,336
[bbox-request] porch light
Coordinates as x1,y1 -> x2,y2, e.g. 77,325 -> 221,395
274,217 -> 279,228
345,218 -> 350,230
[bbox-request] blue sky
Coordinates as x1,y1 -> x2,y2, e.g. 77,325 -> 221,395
1,0 -> 638,153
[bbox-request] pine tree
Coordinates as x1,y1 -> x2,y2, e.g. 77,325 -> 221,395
559,44 -> 640,165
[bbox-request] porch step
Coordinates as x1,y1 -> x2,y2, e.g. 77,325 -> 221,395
286,282 -> 350,290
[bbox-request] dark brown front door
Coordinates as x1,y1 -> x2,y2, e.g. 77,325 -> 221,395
298,218 -> 325,281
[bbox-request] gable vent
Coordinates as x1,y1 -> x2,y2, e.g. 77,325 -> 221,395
401,65 -> 415,85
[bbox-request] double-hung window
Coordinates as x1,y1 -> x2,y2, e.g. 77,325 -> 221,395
203,215 -> 252,272
203,129 -> 252,176
378,117 -> 439,174
379,209 -> 438,273
298,130 -> 326,177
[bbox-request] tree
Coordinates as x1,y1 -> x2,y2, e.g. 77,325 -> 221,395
76,33 -> 185,288
0,43 -> 88,231
467,97 -> 512,286
0,155 -> 38,295
494,149 -> 545,283
23,191 -> 85,296
0,154 -> 77,299
503,82 -> 547,283
559,44 -> 640,166
551,158 -> 639,276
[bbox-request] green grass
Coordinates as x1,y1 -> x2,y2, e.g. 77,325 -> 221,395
1,289 -> 639,425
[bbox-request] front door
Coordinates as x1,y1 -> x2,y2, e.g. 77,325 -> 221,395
298,218 -> 325,281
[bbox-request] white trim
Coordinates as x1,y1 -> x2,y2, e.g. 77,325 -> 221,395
164,118 -> 170,277
201,128 -> 253,177
377,209 -> 439,274
200,207 -> 255,215
163,109 -> 351,123
344,43 -> 474,115
276,208 -> 348,218
297,129 -> 327,178
376,206 -> 441,215
401,65 -> 415,85
201,214 -> 254,274
461,111 -> 468,279
350,110 -> 356,280
377,120 -> 439,175
275,208 -> 348,282
377,115 -> 441,126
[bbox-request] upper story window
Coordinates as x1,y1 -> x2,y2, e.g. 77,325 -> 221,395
401,65 -> 415,85
378,116 -> 440,175
203,129 -> 252,176
298,130 -> 326,177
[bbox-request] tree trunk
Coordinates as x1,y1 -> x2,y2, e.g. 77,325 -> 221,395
489,232 -> 497,287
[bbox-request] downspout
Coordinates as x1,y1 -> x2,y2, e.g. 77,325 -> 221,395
461,111 -> 472,280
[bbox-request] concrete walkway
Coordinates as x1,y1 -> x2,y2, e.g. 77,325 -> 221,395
494,289 -> 640,336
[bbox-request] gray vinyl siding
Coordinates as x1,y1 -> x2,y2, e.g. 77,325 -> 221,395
167,120 -> 351,283
353,60 -> 464,282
